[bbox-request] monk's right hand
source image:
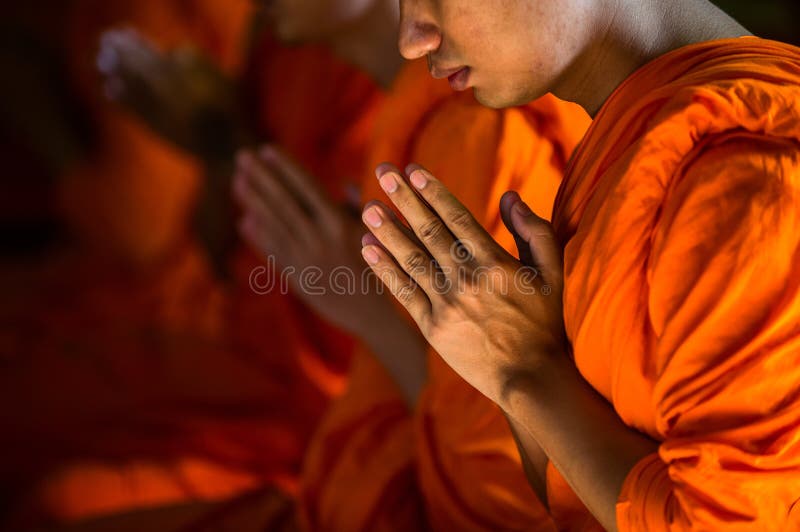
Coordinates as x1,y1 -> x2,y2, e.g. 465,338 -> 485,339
96,28 -> 241,160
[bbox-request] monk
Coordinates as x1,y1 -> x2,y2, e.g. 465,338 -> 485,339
234,2 -> 589,532
362,0 -> 800,530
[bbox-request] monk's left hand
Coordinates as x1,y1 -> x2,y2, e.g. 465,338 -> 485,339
361,164 -> 568,408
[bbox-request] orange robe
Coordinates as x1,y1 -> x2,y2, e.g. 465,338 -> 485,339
550,37 -> 800,530
298,59 -> 591,531
2,5 -> 384,528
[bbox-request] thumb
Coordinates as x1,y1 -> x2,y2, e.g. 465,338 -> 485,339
500,191 -> 563,286
500,191 -> 533,265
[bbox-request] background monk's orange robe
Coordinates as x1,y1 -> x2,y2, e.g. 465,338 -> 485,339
2,3 -> 383,527
298,59 -> 590,531
550,38 -> 800,531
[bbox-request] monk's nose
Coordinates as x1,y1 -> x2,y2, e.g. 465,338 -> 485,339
398,0 -> 441,60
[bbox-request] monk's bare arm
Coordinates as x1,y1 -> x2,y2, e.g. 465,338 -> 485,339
505,414 -> 549,509
503,359 -> 658,532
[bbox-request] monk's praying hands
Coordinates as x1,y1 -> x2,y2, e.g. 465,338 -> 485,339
360,163 -> 567,407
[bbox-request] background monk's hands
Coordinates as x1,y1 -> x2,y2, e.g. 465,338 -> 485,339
233,148 -> 428,404
97,28 -> 243,159
360,163 -> 568,408
233,146 -> 373,331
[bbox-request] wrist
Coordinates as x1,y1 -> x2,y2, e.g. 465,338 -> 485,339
497,350 -> 573,419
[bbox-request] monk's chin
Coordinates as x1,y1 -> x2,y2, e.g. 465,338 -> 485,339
472,88 -> 520,110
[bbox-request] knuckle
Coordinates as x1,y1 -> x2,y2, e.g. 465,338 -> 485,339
403,251 -> 429,274
428,185 -> 448,205
448,209 -> 474,231
418,218 -> 446,243
395,281 -> 418,305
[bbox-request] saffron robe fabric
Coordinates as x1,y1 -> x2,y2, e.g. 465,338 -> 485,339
550,37 -> 800,531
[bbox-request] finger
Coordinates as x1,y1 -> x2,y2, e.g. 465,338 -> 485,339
96,40 -> 119,75
233,167 -> 307,259
508,197 -> 563,288
258,146 -> 337,225
362,202 -> 445,299
402,164 -> 498,263
232,169 -> 289,234
343,182 -> 362,217
361,244 -> 432,325
364,199 -> 424,251
237,150 -> 317,248
500,191 -> 534,265
375,164 -> 460,270
238,213 -> 294,266
361,232 -> 381,248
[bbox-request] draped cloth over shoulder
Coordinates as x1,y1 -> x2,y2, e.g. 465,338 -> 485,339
550,37 -> 800,531
298,59 -> 590,531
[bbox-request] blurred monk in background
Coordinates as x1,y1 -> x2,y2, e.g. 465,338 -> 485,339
2,0 -> 389,528
355,0 -> 800,530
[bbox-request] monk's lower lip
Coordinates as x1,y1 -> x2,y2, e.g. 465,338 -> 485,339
447,67 -> 470,91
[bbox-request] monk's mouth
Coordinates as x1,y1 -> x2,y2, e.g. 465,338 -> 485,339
430,64 -> 471,91
447,67 -> 471,91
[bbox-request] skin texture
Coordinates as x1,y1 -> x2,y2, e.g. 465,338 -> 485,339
397,0 -> 748,113
369,1 -> 756,530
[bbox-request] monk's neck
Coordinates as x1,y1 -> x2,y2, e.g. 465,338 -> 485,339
329,0 -> 404,89
557,0 -> 751,117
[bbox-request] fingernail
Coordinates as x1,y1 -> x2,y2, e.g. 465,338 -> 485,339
363,207 -> 383,228
515,200 -> 534,217
379,173 -> 398,194
410,171 -> 427,190
362,246 -> 380,265
375,163 -> 393,179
